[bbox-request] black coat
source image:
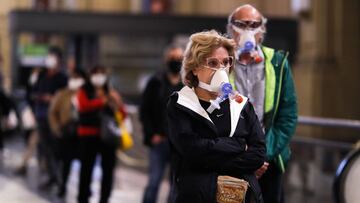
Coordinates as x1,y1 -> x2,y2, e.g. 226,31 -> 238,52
140,71 -> 182,147
33,71 -> 67,120
167,86 -> 266,203
0,90 -> 14,117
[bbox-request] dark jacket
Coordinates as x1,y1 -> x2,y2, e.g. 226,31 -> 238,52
140,71 -> 182,147
0,90 -> 14,117
167,86 -> 266,203
33,71 -> 67,120
0,90 -> 17,135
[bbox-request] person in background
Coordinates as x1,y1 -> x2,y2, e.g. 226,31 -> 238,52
0,89 -> 16,159
76,66 -> 126,203
140,44 -> 183,203
0,55 -> 17,160
15,67 -> 42,175
227,5 -> 298,203
144,0 -> 172,14
49,68 -> 87,198
33,46 -> 68,189
66,56 -> 76,76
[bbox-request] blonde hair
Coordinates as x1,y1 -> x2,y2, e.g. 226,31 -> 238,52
181,30 -> 236,88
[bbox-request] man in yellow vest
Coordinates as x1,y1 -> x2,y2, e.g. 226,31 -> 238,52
228,5 -> 298,203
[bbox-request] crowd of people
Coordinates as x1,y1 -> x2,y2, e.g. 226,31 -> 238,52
0,4 -> 297,203
1,46 -> 129,203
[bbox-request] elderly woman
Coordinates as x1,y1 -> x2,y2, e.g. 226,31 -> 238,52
167,30 -> 266,203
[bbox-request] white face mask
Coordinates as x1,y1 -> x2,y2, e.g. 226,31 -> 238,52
232,25 -> 262,58
198,68 -> 230,93
68,78 -> 84,91
91,74 -> 107,87
45,55 -> 58,69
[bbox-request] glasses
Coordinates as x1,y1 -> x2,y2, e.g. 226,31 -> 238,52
203,56 -> 234,70
231,19 -> 262,30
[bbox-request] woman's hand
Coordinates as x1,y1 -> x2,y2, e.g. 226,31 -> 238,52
96,88 -> 106,98
101,96 -> 108,105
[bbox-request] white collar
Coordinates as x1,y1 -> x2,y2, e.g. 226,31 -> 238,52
228,95 -> 248,137
176,86 -> 248,137
177,86 -> 213,123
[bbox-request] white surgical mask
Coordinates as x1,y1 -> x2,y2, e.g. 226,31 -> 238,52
198,68 -> 230,93
91,74 -> 107,87
68,78 -> 84,90
45,55 -> 58,69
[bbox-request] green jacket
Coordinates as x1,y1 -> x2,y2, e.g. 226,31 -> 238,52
230,46 -> 298,173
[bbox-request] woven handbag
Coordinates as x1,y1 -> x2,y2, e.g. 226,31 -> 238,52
216,176 -> 249,203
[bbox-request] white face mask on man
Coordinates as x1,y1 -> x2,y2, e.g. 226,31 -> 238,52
90,74 -> 107,87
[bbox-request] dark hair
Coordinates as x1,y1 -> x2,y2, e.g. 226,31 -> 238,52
90,65 -> 107,75
72,68 -> 87,80
48,46 -> 63,61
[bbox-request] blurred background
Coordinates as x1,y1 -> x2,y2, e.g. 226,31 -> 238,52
0,0 -> 359,203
